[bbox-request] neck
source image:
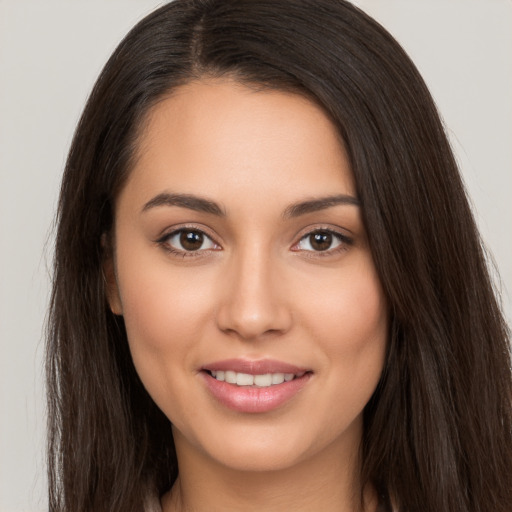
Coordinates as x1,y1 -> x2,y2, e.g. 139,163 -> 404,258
161,427 -> 377,512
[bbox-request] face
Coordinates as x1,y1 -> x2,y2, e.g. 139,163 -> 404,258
107,79 -> 388,473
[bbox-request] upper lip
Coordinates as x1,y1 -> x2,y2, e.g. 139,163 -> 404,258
201,358 -> 309,375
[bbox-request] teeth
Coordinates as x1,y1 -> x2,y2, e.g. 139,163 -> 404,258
254,374 -> 271,387
271,373 -> 285,385
209,370 -> 304,387
225,371 -> 237,384
237,373 -> 254,386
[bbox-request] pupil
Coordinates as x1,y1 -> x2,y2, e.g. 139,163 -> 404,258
311,232 -> 332,251
180,231 -> 203,251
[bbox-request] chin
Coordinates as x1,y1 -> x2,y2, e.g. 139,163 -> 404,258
210,444 -> 309,473
185,419 -> 352,474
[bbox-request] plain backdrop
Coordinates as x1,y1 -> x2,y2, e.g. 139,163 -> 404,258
0,1 -> 510,510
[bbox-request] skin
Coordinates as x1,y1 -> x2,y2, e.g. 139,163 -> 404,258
106,79 -> 388,512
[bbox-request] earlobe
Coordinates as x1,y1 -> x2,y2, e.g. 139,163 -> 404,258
101,233 -> 123,316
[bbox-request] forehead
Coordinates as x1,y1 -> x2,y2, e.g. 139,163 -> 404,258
123,78 -> 355,208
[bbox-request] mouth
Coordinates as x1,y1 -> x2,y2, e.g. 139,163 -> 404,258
206,370 -> 307,387
200,359 -> 312,413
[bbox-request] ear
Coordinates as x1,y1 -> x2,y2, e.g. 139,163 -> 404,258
101,233 -> 123,316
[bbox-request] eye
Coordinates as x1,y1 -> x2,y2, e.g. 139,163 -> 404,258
161,229 -> 219,253
294,229 -> 351,253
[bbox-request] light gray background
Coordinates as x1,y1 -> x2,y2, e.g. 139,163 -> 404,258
0,1 -> 510,510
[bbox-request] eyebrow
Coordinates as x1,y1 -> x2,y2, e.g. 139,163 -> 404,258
142,193 -> 225,216
282,194 -> 360,218
141,192 -> 360,218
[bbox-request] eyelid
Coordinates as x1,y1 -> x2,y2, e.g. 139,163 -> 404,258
155,222 -> 220,242
154,223 -> 353,257
155,224 -> 222,256
290,225 -> 354,254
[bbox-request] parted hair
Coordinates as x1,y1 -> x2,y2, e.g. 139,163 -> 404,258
47,1 -> 512,511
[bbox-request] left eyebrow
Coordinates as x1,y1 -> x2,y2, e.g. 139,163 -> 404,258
282,194 -> 360,218
141,192 -> 226,216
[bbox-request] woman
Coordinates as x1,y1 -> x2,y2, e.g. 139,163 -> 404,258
46,1 -> 512,511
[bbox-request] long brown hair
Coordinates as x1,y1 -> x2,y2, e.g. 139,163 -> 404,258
47,1 -> 512,510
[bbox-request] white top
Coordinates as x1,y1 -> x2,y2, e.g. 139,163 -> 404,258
145,494 -> 163,512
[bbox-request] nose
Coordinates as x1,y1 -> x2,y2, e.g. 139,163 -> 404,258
215,245 -> 293,340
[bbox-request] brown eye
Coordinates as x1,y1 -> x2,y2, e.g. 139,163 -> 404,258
163,229 -> 218,253
180,230 -> 204,251
295,229 -> 350,253
309,232 -> 333,251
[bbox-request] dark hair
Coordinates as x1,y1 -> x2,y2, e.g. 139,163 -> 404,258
47,1 -> 512,511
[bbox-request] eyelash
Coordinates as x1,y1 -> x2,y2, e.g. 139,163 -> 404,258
156,226 -> 220,258
292,228 -> 353,257
156,226 -> 353,258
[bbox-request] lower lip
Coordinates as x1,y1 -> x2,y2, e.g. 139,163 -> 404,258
202,372 -> 311,413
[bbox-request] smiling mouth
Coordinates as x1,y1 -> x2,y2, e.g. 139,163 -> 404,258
201,363 -> 312,412
207,370 -> 307,388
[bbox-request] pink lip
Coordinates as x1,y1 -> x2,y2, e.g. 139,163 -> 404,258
202,358 -> 307,375
200,359 -> 312,414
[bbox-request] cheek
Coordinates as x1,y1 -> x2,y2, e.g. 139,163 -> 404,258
115,259 -> 219,424
118,254 -> 211,347
114,245 -> 218,400
304,258 -> 386,333
299,258 -> 388,383
305,269 -> 388,442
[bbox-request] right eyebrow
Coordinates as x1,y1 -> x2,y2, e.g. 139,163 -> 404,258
282,194 -> 360,218
141,193 -> 226,216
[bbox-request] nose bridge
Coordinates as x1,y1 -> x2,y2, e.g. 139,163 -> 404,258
216,242 -> 291,339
